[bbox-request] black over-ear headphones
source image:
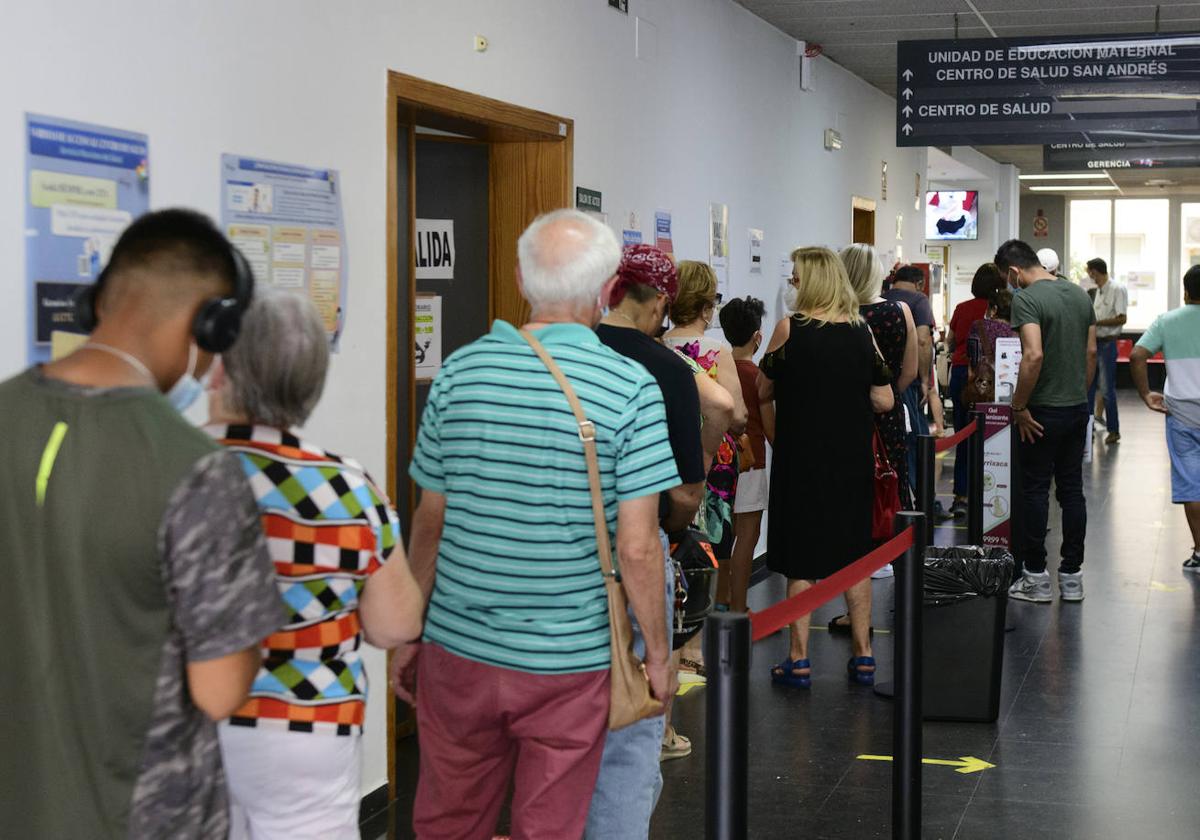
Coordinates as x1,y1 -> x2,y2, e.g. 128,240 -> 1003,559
75,238 -> 255,354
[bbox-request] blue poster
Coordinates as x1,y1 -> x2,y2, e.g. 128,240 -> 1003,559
220,154 -> 349,350
25,114 -> 150,362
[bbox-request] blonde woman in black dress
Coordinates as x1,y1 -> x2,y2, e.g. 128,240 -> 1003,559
761,247 -> 895,687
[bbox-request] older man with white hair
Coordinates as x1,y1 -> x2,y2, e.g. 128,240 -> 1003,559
396,209 -> 680,839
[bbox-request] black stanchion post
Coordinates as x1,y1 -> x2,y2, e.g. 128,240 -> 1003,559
967,411 -> 985,546
705,612 -> 750,840
892,511 -> 926,840
915,435 -> 936,544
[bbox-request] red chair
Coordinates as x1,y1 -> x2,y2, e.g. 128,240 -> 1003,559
1116,338 -> 1163,364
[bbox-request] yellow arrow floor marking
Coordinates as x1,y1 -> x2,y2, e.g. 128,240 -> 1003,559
1150,581 -> 1183,592
856,754 -> 996,774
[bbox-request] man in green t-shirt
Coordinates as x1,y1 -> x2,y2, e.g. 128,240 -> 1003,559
0,209 -> 283,839
995,239 -> 1097,604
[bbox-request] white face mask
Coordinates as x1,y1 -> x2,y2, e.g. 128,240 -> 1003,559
783,282 -> 801,312
166,342 -> 208,413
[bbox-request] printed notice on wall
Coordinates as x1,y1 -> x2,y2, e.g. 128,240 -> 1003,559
415,294 -> 443,380
25,114 -> 150,363
708,203 -> 729,270
221,154 -> 348,350
415,219 -> 456,280
654,210 -> 673,256
748,228 -> 764,275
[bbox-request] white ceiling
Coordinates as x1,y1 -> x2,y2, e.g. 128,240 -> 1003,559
736,0 -> 1200,195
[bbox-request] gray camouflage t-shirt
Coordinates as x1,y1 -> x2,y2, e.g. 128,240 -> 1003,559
0,369 -> 283,839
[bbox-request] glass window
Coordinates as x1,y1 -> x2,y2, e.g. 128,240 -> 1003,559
1067,199 -> 1111,283
1183,203 -> 1200,303
1113,199 -> 1169,330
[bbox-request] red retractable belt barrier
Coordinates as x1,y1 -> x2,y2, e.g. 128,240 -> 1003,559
934,419 -> 976,454
748,527 -> 915,643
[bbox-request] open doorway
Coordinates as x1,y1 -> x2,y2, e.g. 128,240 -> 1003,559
852,196 -> 877,245
384,71 -> 574,807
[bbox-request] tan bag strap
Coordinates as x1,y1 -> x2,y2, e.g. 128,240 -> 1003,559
518,329 -> 619,582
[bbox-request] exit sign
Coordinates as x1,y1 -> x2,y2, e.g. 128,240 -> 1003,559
609,0 -> 628,13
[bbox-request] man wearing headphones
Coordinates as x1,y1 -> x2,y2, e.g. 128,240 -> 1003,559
0,208 -> 284,839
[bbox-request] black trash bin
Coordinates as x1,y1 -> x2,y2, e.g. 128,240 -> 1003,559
922,546 -> 1014,723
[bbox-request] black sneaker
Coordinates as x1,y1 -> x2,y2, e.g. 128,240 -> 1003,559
933,501 -> 954,523
950,499 -> 968,519
1184,553 -> 1200,573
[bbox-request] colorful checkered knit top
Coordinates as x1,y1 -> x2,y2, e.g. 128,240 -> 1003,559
207,424 -> 400,736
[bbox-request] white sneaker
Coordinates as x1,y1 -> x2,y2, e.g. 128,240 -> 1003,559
1058,571 -> 1084,602
871,564 -> 894,580
1008,570 -> 1052,603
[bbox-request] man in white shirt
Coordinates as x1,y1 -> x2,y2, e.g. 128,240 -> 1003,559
1087,257 -> 1128,444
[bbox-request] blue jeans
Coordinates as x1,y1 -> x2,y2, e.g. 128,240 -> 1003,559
902,380 -> 930,494
584,532 -> 674,840
1017,404 -> 1089,575
1088,338 -> 1119,434
949,365 -> 970,497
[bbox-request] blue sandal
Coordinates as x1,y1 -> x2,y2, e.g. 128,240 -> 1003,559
847,656 -> 876,686
771,658 -> 812,688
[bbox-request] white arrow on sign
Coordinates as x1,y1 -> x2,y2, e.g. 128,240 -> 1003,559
902,124 -> 913,136
902,87 -> 913,100
902,105 -> 913,118
902,68 -> 913,81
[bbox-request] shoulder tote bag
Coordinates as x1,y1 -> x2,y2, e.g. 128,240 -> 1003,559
519,329 -> 662,730
871,425 -> 901,541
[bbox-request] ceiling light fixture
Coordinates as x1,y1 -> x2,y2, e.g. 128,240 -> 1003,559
1019,173 -> 1110,180
1027,185 -> 1119,191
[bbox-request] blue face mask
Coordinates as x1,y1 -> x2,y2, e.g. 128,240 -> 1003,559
166,342 -> 206,413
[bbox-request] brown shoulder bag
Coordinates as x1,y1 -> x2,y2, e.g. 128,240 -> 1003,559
519,329 -> 663,730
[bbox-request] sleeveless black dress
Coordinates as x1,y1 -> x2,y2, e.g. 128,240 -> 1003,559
762,317 -> 885,580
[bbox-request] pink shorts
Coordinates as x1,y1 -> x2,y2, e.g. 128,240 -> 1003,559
413,643 -> 610,840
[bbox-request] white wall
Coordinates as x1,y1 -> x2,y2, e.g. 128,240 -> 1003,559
930,147 -> 1020,318
0,0 -> 928,795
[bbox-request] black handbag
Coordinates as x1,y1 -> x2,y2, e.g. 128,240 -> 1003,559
669,527 -> 719,649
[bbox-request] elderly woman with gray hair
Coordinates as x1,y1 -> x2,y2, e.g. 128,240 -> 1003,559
204,288 -> 423,840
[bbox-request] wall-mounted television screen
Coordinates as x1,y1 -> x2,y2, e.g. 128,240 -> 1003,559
925,190 -> 978,241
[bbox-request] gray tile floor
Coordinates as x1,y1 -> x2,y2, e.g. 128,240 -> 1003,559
377,393 -> 1200,839
651,393 -> 1200,839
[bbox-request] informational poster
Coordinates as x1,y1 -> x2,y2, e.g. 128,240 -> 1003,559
622,229 -> 643,247
415,294 -> 442,380
981,403 -> 1013,548
654,210 -> 673,255
25,114 -> 150,363
415,218 -> 456,280
994,336 -> 1022,403
748,228 -> 763,275
221,154 -> 347,349
708,203 -> 729,269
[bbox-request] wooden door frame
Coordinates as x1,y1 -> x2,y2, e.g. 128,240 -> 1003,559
384,71 -> 573,802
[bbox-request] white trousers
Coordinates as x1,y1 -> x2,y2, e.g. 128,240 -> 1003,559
219,724 -> 361,840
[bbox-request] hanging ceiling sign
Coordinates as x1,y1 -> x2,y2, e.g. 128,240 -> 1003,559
1043,140 -> 1200,170
896,32 -> 1200,147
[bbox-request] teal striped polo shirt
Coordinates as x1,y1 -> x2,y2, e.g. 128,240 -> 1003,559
410,320 -> 681,674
